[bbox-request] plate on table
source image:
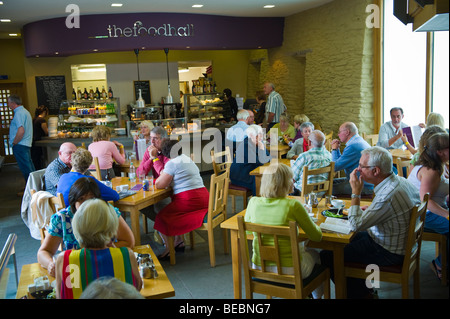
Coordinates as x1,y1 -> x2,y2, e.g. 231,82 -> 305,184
321,208 -> 348,219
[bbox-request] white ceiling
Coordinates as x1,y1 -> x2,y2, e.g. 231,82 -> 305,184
0,0 -> 333,39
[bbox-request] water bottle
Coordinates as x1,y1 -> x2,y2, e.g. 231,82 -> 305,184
129,162 -> 136,183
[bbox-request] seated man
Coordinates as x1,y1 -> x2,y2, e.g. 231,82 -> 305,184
230,125 -> 272,196
226,109 -> 254,143
331,122 -> 373,196
377,107 -> 409,150
136,126 -> 170,179
320,146 -> 421,299
44,142 -> 77,196
291,130 -> 332,194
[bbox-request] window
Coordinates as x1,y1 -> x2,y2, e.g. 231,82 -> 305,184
432,31 -> 449,128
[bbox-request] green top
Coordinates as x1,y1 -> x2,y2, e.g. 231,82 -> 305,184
270,123 -> 296,140
244,197 -> 322,268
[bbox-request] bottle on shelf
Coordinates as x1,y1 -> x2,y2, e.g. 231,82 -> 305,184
95,87 -> 100,100
71,88 -> 77,100
213,82 -> 217,93
89,87 -> 94,100
129,161 -> 136,183
77,87 -> 82,100
83,88 -> 88,100
101,86 -> 107,99
192,82 -> 196,95
108,86 -> 114,99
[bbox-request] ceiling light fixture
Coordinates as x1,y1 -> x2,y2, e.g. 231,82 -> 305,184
1,19 -> 11,22
192,4 -> 204,8
111,3 -> 123,7
263,5 -> 275,9
9,33 -> 18,37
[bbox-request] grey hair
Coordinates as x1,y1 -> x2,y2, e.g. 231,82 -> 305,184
300,122 -> 314,131
361,146 -> 393,175
8,94 -> 22,105
246,124 -> 263,138
308,130 -> 325,147
236,109 -> 250,121
151,126 -> 168,139
79,277 -> 143,299
343,122 -> 358,134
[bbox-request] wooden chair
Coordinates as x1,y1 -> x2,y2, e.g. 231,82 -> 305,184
395,157 -> 411,178
211,146 -> 252,215
90,157 -> 102,180
423,231 -> 447,286
301,162 -> 335,198
0,233 -> 18,289
324,131 -> 333,152
362,133 -> 379,146
167,171 -> 230,267
344,193 -> 429,299
237,215 -> 331,299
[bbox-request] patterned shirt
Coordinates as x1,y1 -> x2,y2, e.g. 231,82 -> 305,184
265,90 -> 286,123
44,157 -> 71,196
292,147 -> 332,191
47,205 -> 122,250
348,173 -> 421,255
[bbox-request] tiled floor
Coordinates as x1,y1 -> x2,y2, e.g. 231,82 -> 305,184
0,163 -> 448,299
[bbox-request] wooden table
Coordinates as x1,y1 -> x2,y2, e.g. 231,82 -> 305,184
267,143 -> 290,158
221,197 -> 372,299
250,158 -> 292,196
389,149 -> 413,160
16,245 -> 174,299
112,177 -> 172,246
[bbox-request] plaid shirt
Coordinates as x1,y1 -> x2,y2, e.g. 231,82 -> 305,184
265,90 -> 286,123
348,173 -> 421,255
44,157 -> 71,196
292,147 -> 332,191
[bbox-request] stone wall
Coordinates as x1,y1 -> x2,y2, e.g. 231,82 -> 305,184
247,0 -> 375,135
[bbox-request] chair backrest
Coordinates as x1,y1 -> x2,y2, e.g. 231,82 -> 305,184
211,146 -> 232,178
91,157 -> 102,180
402,193 -> 429,276
237,215 -> 306,298
204,171 -> 229,228
395,157 -> 411,178
362,133 -> 379,146
324,131 -> 333,152
301,162 -> 335,198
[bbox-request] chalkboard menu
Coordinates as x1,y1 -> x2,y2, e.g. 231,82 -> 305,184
133,80 -> 151,104
35,75 -> 67,115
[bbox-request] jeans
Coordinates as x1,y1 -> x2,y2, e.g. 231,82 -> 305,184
13,144 -> 35,182
320,231 -> 404,298
424,210 -> 449,270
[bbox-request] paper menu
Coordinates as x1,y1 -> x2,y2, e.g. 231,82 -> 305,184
134,139 -> 147,161
402,126 -> 423,148
319,217 -> 352,234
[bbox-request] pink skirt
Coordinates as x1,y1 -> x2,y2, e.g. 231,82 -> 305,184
154,187 -> 209,236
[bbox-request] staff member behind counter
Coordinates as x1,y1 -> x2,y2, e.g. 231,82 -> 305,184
223,88 -> 238,122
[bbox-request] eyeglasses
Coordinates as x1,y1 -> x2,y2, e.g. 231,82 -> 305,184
358,164 -> 376,169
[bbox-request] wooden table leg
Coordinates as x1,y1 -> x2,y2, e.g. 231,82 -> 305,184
332,245 -> 347,299
129,207 -> 141,246
230,230 -> 242,299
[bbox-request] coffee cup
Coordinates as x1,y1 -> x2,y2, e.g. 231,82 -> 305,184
331,199 -> 345,208
121,184 -> 129,191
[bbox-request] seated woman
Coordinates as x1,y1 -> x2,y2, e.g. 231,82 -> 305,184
291,114 -> 310,143
244,163 -> 324,298
55,198 -> 142,299
134,120 -> 154,149
230,124 -> 272,195
407,132 -> 449,282
37,177 -> 134,277
57,148 -> 119,207
269,114 -> 296,142
154,139 -> 209,259
409,125 -> 446,169
88,125 -> 125,179
287,122 -> 314,160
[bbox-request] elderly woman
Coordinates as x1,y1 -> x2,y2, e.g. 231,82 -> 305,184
88,125 -> 125,179
407,132 -> 449,282
154,139 -> 209,259
55,198 -> 142,299
57,148 -> 119,207
286,122 -> 314,160
269,114 -> 296,142
136,126 -> 170,179
134,120 -> 154,149
245,163 -> 324,298
38,177 -> 134,277
230,124 -> 272,196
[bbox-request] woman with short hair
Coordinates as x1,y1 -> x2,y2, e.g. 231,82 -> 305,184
287,122 -> 315,160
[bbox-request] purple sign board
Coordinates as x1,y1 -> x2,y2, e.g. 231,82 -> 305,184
23,13 -> 284,57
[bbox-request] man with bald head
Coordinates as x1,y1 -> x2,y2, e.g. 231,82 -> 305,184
44,142 -> 77,195
331,122 -> 373,196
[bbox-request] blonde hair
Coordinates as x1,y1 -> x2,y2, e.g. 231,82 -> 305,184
139,120 -> 154,130
91,125 -> 111,142
260,163 -> 293,198
426,112 -> 446,130
72,199 -> 119,249
71,148 -> 93,173
293,114 -> 310,125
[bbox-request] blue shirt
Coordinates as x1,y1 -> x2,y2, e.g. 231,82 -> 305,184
226,121 -> 249,142
9,105 -> 33,147
332,134 -> 373,190
57,172 -> 120,207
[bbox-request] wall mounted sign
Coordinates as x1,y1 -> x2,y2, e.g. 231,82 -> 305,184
35,75 -> 67,115
107,22 -> 195,38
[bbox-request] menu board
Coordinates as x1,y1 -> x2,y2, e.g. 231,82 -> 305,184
35,75 -> 67,115
133,80 -> 151,104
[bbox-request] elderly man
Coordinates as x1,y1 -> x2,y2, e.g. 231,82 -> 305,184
44,142 -> 77,196
320,146 -> 421,298
8,94 -> 35,182
331,122 -> 373,196
230,125 -> 272,195
263,82 -> 286,130
226,109 -> 254,143
377,107 -> 409,149
291,130 -> 332,194
136,126 -> 170,178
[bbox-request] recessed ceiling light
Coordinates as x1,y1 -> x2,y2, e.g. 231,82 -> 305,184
55,52 -> 59,55
192,4 -> 203,8
93,49 -> 98,52
1,19 -> 11,22
9,33 -> 18,37
111,3 -> 123,7
264,5 -> 275,9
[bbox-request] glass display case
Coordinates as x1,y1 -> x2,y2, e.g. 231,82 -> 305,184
58,98 -> 121,134
126,117 -> 188,138
183,93 -> 226,128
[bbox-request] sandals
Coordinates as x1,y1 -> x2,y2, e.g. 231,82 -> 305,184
430,260 -> 442,280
